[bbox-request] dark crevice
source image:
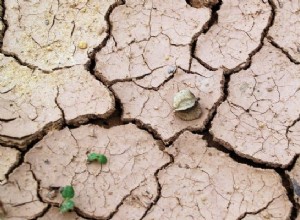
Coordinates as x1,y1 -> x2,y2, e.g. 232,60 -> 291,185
85,0 -> 124,73
276,170 -> 298,220
202,0 -> 222,34
0,0 -> 7,47
27,162 -> 51,220
189,0 -> 222,71
222,0 -> 276,75
3,137 -> 49,181
89,95 -> 125,128
191,0 -> 276,75
139,154 -> 174,220
268,37 -> 300,65
201,131 -> 277,170
237,197 -> 276,219
32,205 -> 51,220
1,146 -> 21,184
198,73 -> 230,133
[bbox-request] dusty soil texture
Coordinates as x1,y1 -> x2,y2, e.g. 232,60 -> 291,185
38,207 -> 85,220
0,145 -> 20,183
195,0 -> 272,72
0,164 -> 48,219
143,131 -> 292,219
1,0 -> 300,219
95,0 -> 211,84
268,0 -> 300,64
0,54 -> 114,148
112,67 -> 223,144
211,41 -> 300,168
25,124 -> 171,219
2,0 -> 118,71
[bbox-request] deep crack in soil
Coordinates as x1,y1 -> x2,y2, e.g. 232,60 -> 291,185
1,0 -> 299,219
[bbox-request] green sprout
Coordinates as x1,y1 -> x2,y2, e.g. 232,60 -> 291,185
59,185 -> 75,213
87,153 -> 108,164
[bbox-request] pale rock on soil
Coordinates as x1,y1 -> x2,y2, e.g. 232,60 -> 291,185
195,0 -> 272,72
143,131 -> 292,220
0,54 -> 115,148
25,124 -> 171,219
2,0 -> 117,71
112,66 -> 223,144
268,0 -> 300,63
211,40 -> 300,167
0,164 -> 48,219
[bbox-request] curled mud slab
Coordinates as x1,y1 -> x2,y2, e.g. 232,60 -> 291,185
268,0 -> 300,63
95,0 -> 211,85
0,163 -> 48,219
143,131 -> 292,220
38,207 -> 85,220
0,145 -> 20,183
25,124 -> 171,219
2,0 -> 117,71
112,66 -> 223,144
195,0 -> 272,71
211,41 -> 300,167
0,54 -> 115,148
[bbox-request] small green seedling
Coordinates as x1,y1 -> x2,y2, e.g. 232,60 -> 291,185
87,153 -> 108,164
59,185 -> 75,213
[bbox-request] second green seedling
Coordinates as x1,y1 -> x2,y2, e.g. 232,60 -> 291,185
87,153 -> 108,164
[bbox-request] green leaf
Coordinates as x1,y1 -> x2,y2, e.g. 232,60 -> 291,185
60,185 -> 75,199
97,154 -> 108,164
87,153 -> 99,162
60,199 -> 75,213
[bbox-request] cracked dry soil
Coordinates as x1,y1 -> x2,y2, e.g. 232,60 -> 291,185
0,0 -> 300,219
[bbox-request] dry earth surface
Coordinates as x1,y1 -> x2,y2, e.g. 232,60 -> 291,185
0,0 -> 300,219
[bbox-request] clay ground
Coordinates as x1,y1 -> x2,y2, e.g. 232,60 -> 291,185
0,0 -> 300,219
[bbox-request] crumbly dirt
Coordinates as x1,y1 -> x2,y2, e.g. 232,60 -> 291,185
268,0 -> 300,63
112,67 -> 223,144
0,163 -> 48,219
1,0 -> 300,219
143,131 -> 292,220
25,124 -> 171,219
0,54 -> 115,148
0,145 -> 20,183
195,0 -> 272,71
2,0 -> 117,71
211,40 -> 300,168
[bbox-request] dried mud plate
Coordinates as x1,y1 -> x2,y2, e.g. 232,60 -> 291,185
144,131 -> 292,220
25,124 -> 171,219
0,55 -> 115,148
211,40 -> 300,167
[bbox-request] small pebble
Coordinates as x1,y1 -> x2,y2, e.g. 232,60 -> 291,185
78,41 -> 88,49
167,66 -> 176,74
45,20 -> 49,25
46,46 -> 53,51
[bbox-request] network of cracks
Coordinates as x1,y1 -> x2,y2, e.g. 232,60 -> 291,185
1,0 -> 300,219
